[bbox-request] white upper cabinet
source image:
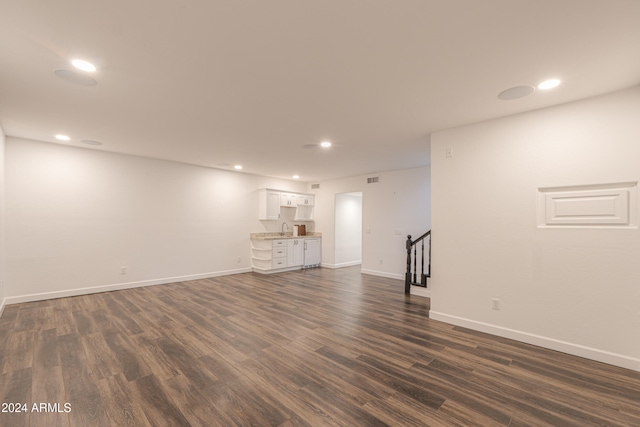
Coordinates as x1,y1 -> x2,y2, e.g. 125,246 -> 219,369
295,195 -> 314,220
280,192 -> 297,207
258,189 -> 281,220
259,189 -> 314,221
296,195 -> 314,206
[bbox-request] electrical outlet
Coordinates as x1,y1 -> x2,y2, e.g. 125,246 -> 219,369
492,298 -> 500,311
121,266 -> 127,275
446,147 -> 454,158
379,259 -> 383,265
237,257 -> 241,263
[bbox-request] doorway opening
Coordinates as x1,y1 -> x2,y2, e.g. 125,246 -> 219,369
334,192 -> 363,268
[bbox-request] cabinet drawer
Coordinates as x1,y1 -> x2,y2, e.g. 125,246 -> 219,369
273,240 -> 286,247
273,248 -> 286,257
272,258 -> 287,268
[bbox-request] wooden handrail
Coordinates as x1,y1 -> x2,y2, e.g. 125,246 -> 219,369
412,230 -> 431,243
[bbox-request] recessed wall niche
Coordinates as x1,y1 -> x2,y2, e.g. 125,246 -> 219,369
538,182 -> 638,228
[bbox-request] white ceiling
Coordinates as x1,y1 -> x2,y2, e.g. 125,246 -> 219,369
1,1 -> 639,182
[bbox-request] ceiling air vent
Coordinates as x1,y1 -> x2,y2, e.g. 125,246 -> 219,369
367,177 -> 380,184
311,184 -> 320,189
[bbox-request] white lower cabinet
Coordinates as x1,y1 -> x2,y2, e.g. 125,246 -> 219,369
251,237 -> 321,273
271,239 -> 287,268
287,239 -> 304,267
273,247 -> 286,258
272,257 -> 287,269
251,239 -> 286,270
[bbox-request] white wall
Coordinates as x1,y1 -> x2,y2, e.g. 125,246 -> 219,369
0,126 -> 5,315
312,167 -> 431,281
335,193 -> 362,267
5,137 -> 306,303
430,86 -> 640,371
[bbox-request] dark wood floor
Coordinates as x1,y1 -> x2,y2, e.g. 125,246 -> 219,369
1,267 -> 639,426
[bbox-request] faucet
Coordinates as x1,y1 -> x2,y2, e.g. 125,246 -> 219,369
281,222 -> 289,236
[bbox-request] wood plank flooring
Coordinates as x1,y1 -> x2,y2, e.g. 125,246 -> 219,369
1,266 -> 639,426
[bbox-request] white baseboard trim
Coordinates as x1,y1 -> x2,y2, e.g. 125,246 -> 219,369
360,269 -> 403,281
3,267 -> 253,306
321,261 -> 362,269
252,266 -> 301,274
429,311 -> 640,372
410,286 -> 431,298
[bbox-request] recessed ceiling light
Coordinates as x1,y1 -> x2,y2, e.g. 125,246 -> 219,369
234,165 -> 243,170
71,59 -> 97,72
293,175 -> 300,179
538,79 -> 561,90
320,141 -> 332,148
55,134 -> 70,141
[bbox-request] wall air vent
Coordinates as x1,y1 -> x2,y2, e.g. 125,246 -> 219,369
311,184 -> 320,189
367,177 -> 380,184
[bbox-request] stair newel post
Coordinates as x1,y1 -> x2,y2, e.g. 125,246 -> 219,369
405,235 -> 412,294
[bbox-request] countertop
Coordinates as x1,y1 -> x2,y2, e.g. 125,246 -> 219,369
250,232 -> 322,240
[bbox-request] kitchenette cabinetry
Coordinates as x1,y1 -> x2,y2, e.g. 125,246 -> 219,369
251,238 -> 286,269
294,194 -> 314,220
287,239 -> 304,267
251,234 -> 321,273
259,189 -> 314,221
258,190 -> 281,220
280,192 -> 297,207
296,195 -> 314,206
